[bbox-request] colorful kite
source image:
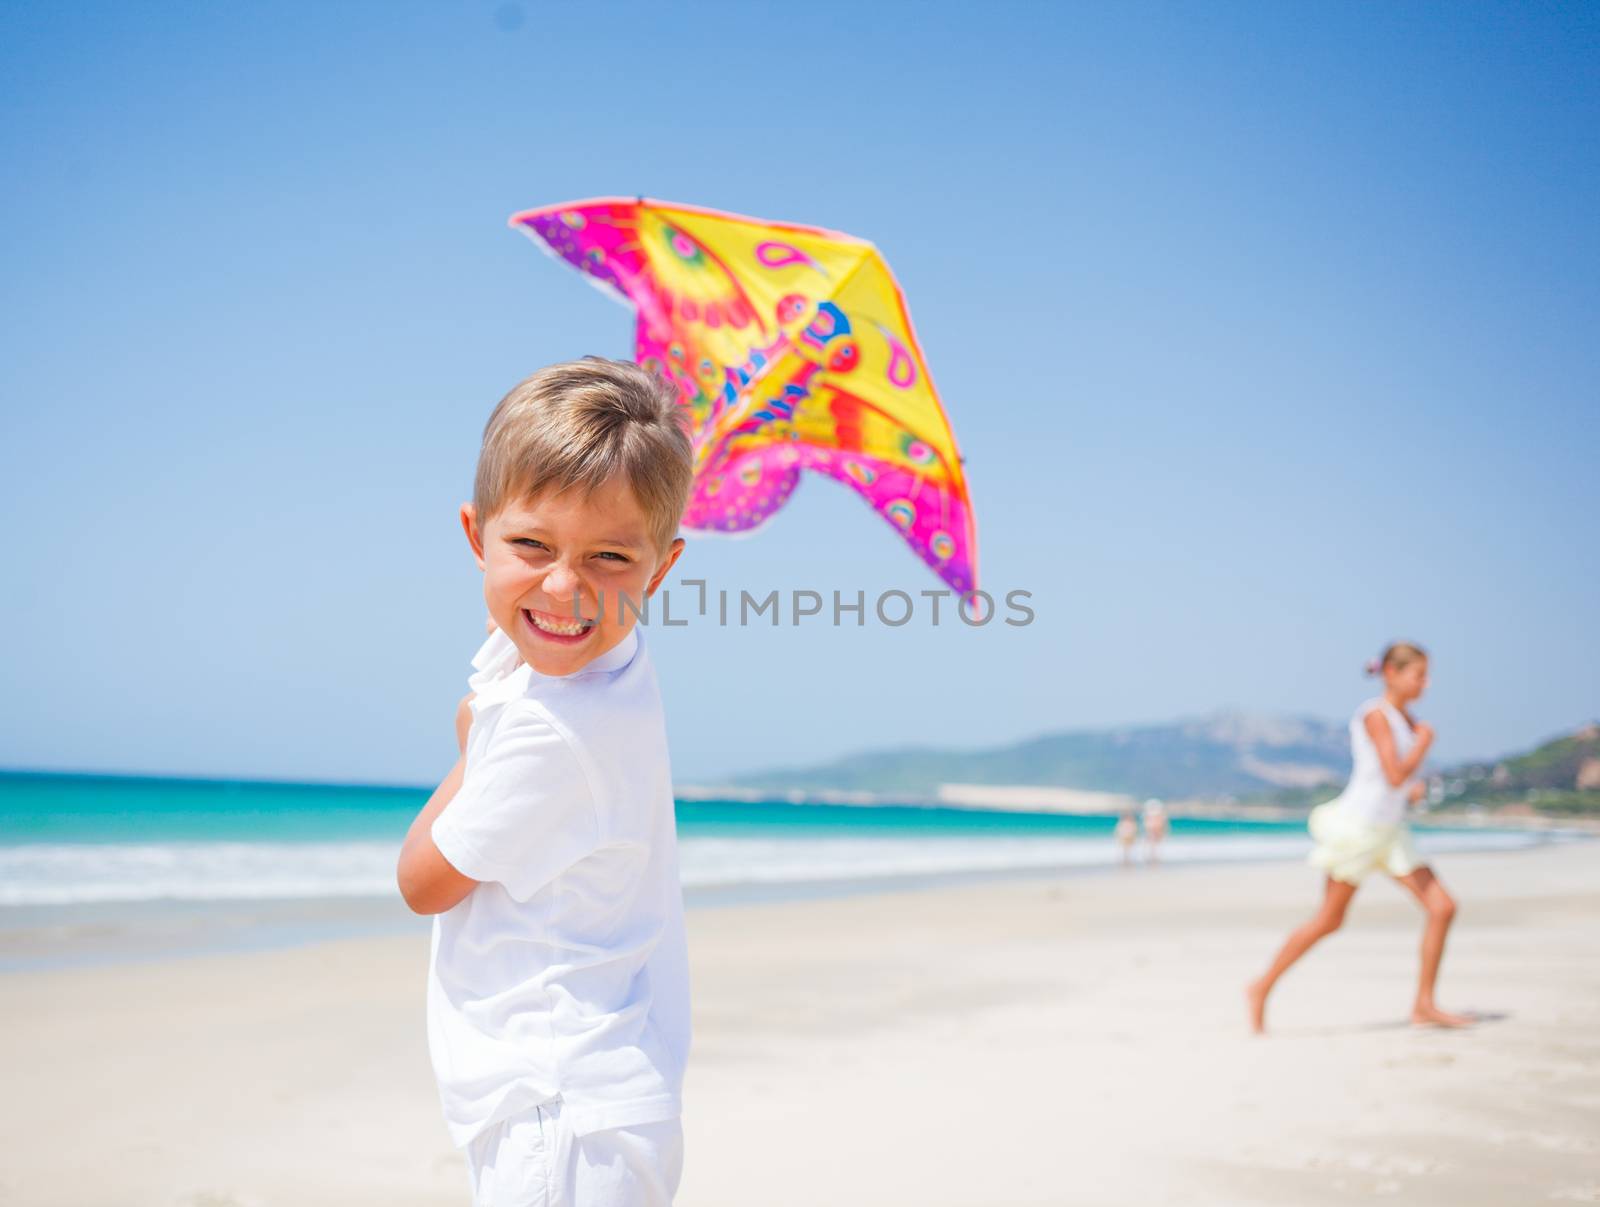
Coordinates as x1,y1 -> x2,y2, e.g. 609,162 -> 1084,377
509,198 -> 978,595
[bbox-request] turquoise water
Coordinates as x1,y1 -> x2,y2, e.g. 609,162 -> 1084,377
0,769 -> 1558,908
1,769 -> 1307,843
1,770 -> 431,844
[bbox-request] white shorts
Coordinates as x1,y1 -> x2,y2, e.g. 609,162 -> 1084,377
464,1098 -> 683,1207
1306,801 -> 1424,885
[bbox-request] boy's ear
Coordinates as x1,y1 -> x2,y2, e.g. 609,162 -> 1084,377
460,503 -> 487,569
645,537 -> 686,597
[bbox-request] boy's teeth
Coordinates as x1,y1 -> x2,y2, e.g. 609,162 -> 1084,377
529,610 -> 589,636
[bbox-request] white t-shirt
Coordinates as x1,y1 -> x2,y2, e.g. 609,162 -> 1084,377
1332,696 -> 1418,827
425,622 -> 691,1148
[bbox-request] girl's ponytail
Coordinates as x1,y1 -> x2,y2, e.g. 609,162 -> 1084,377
1367,641 -> 1427,678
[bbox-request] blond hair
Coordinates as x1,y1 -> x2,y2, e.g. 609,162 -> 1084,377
1365,641 -> 1428,677
473,357 -> 693,555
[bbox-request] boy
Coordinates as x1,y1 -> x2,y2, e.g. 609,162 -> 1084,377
396,357 -> 694,1206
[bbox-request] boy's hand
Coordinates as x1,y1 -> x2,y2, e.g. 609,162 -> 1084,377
1407,780 -> 1427,805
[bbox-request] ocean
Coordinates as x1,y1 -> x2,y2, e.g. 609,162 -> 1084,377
0,770 -> 1567,970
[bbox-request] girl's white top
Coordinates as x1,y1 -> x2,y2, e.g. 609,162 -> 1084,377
1331,696 -> 1418,826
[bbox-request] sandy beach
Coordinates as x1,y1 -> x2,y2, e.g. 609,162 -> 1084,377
1,840 -> 1595,1206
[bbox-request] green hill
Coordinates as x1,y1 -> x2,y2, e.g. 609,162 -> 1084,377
1437,722 -> 1600,815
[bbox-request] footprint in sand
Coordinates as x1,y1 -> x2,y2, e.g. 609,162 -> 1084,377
1381,1050 -> 1456,1069
1549,1185 -> 1600,1203
182,1193 -> 259,1207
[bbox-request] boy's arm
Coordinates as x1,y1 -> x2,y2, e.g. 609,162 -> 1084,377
396,695 -> 481,915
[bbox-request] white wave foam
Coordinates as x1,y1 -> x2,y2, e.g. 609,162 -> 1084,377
0,828 -> 1557,907
0,841 -> 404,906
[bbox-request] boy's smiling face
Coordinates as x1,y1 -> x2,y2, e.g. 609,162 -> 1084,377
462,476 -> 684,678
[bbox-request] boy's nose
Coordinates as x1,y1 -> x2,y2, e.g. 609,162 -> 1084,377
541,561 -> 588,610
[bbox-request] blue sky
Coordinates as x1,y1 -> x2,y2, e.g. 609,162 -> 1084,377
2,0 -> 1595,785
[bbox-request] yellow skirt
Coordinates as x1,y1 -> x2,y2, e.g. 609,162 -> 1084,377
1306,801 -> 1422,885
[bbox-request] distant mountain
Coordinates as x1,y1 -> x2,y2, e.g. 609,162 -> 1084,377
722,710 -> 1351,801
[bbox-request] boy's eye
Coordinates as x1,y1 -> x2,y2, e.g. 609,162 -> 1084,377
513,539 -> 627,563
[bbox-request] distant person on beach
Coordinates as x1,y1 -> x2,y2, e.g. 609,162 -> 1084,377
1114,809 -> 1139,866
396,358 -> 694,1206
1141,798 -> 1169,864
1246,642 -> 1471,1034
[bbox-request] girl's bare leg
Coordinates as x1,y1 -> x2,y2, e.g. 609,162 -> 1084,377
1246,876 -> 1358,1033
1393,866 -> 1472,1027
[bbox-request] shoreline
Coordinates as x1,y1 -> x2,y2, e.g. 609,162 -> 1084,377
675,781 -> 1600,829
